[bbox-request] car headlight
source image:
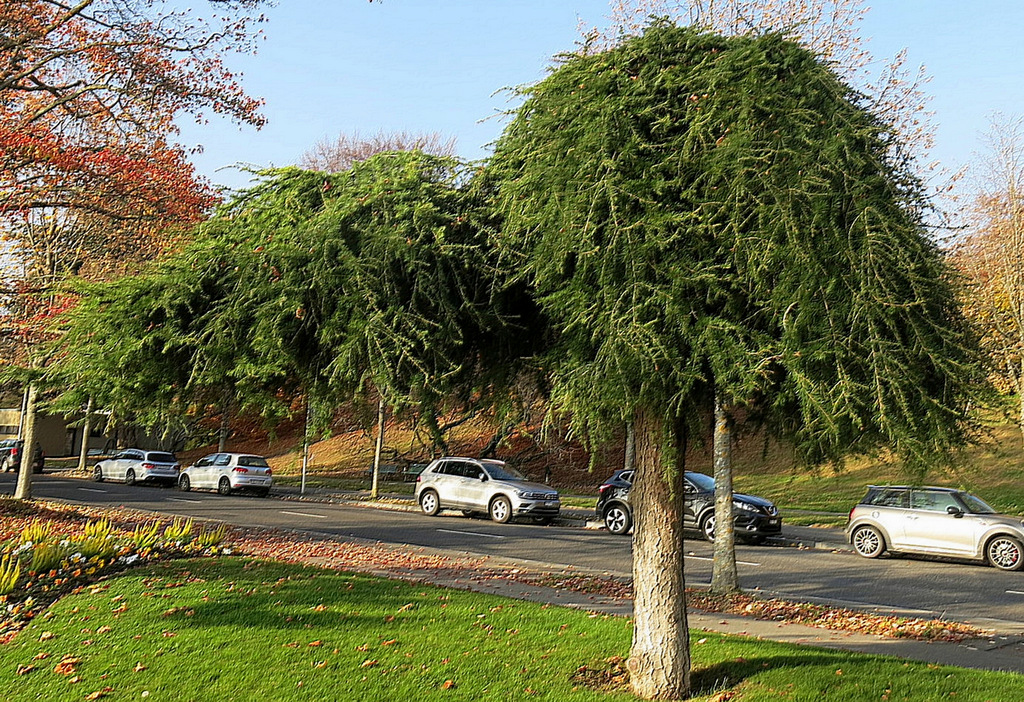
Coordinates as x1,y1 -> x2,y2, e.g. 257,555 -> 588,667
733,501 -> 759,513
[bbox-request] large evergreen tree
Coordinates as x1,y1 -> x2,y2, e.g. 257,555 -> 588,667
489,23 -> 985,699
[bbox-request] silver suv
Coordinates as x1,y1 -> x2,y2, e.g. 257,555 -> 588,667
415,457 -> 560,524
847,485 -> 1024,571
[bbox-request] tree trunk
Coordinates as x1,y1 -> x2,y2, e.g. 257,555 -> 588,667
711,396 -> 740,594
371,399 -> 385,500
217,387 -> 232,452
624,422 -> 636,471
627,409 -> 690,700
14,383 -> 39,501
77,396 -> 94,472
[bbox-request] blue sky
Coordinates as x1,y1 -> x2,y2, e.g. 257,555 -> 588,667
178,1 -> 1024,192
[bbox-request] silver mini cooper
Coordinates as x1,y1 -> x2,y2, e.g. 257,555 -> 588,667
846,485 -> 1024,571
415,457 -> 560,524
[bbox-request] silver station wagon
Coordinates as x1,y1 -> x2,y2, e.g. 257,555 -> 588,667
93,449 -> 180,486
847,485 -> 1024,571
415,457 -> 560,524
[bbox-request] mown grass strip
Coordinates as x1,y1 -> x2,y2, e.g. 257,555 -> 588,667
0,558 -> 1021,701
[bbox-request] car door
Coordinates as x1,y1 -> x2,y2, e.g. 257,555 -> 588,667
455,461 -> 491,511
191,454 -> 216,488
109,450 -> 132,480
425,460 -> 462,507
902,490 -> 975,555
211,453 -> 232,487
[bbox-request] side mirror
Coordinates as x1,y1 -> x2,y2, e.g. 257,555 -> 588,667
946,505 -> 963,517
479,474 -> 488,482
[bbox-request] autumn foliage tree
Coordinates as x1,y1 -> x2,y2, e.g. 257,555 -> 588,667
952,115 -> 1024,442
1,0 -> 268,497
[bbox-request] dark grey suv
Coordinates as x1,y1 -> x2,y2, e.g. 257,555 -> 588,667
595,469 -> 781,542
847,485 -> 1024,571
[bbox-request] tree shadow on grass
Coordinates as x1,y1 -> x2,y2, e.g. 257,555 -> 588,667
690,652 -> 845,697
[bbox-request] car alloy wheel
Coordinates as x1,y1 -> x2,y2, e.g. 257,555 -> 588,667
604,504 -> 632,535
218,476 -> 232,496
700,513 -> 716,542
93,465 -> 104,482
489,496 -> 512,524
852,525 -> 886,558
420,490 -> 440,516
125,468 -> 136,486
178,475 -> 191,492
987,535 -> 1024,571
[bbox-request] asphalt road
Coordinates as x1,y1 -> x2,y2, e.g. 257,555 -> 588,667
4,471 -> 1023,632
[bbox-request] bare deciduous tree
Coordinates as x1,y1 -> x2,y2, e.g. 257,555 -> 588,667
952,114 -> 1024,442
300,130 -> 457,173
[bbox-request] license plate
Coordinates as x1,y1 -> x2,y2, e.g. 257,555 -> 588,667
768,519 -> 780,526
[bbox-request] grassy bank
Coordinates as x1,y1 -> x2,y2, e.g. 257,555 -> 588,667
2,557 -> 1021,701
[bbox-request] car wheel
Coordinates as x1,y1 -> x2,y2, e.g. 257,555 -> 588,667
604,504 -> 632,535
125,468 -> 136,486
986,535 -> 1024,571
420,490 -> 440,516
460,509 -> 476,518
93,465 -> 104,482
178,474 -> 191,492
0,457 -> 7,472
489,496 -> 512,524
852,525 -> 886,558
218,476 -> 232,496
700,512 -> 716,542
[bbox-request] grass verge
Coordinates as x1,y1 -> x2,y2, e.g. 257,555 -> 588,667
1,557 -> 1021,701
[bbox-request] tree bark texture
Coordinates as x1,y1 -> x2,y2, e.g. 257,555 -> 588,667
712,397 -> 740,593
624,421 -> 636,471
77,396 -> 94,473
628,409 -> 690,700
371,399 -> 385,500
14,383 -> 39,500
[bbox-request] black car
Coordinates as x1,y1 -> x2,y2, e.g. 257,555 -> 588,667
595,469 -> 782,543
0,439 -> 44,473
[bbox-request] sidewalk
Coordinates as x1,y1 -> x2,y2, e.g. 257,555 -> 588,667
274,483 -> 1024,675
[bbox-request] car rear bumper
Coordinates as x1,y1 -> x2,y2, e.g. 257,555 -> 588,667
231,476 -> 273,489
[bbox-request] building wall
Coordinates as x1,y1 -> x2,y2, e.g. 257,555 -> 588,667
0,408 -> 110,457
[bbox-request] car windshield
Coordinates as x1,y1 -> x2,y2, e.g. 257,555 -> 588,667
686,472 -> 715,491
146,452 -> 176,463
958,492 -> 997,514
482,461 -> 527,481
238,455 -> 269,468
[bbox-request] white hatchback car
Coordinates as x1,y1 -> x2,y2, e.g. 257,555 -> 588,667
415,456 -> 560,524
93,449 -> 180,486
178,452 -> 273,497
847,485 -> 1024,571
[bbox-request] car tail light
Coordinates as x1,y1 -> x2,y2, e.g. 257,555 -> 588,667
847,507 -> 856,523
598,483 -> 612,496
266,468 -> 272,475
141,462 -> 155,470
10,446 -> 19,458
232,466 -> 249,473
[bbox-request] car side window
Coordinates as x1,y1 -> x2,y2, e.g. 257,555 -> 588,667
867,488 -> 909,509
911,490 -> 959,512
196,455 -> 214,467
214,454 -> 231,466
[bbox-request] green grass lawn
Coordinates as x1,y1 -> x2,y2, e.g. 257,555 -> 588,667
2,557 -> 1021,701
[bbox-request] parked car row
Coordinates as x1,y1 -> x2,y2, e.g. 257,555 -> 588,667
93,449 -> 273,497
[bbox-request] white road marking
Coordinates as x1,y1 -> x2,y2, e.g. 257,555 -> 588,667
78,487 -> 107,493
281,511 -> 327,519
1008,590 -> 1024,596
686,554 -> 762,567
168,497 -> 203,504
437,528 -> 505,539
